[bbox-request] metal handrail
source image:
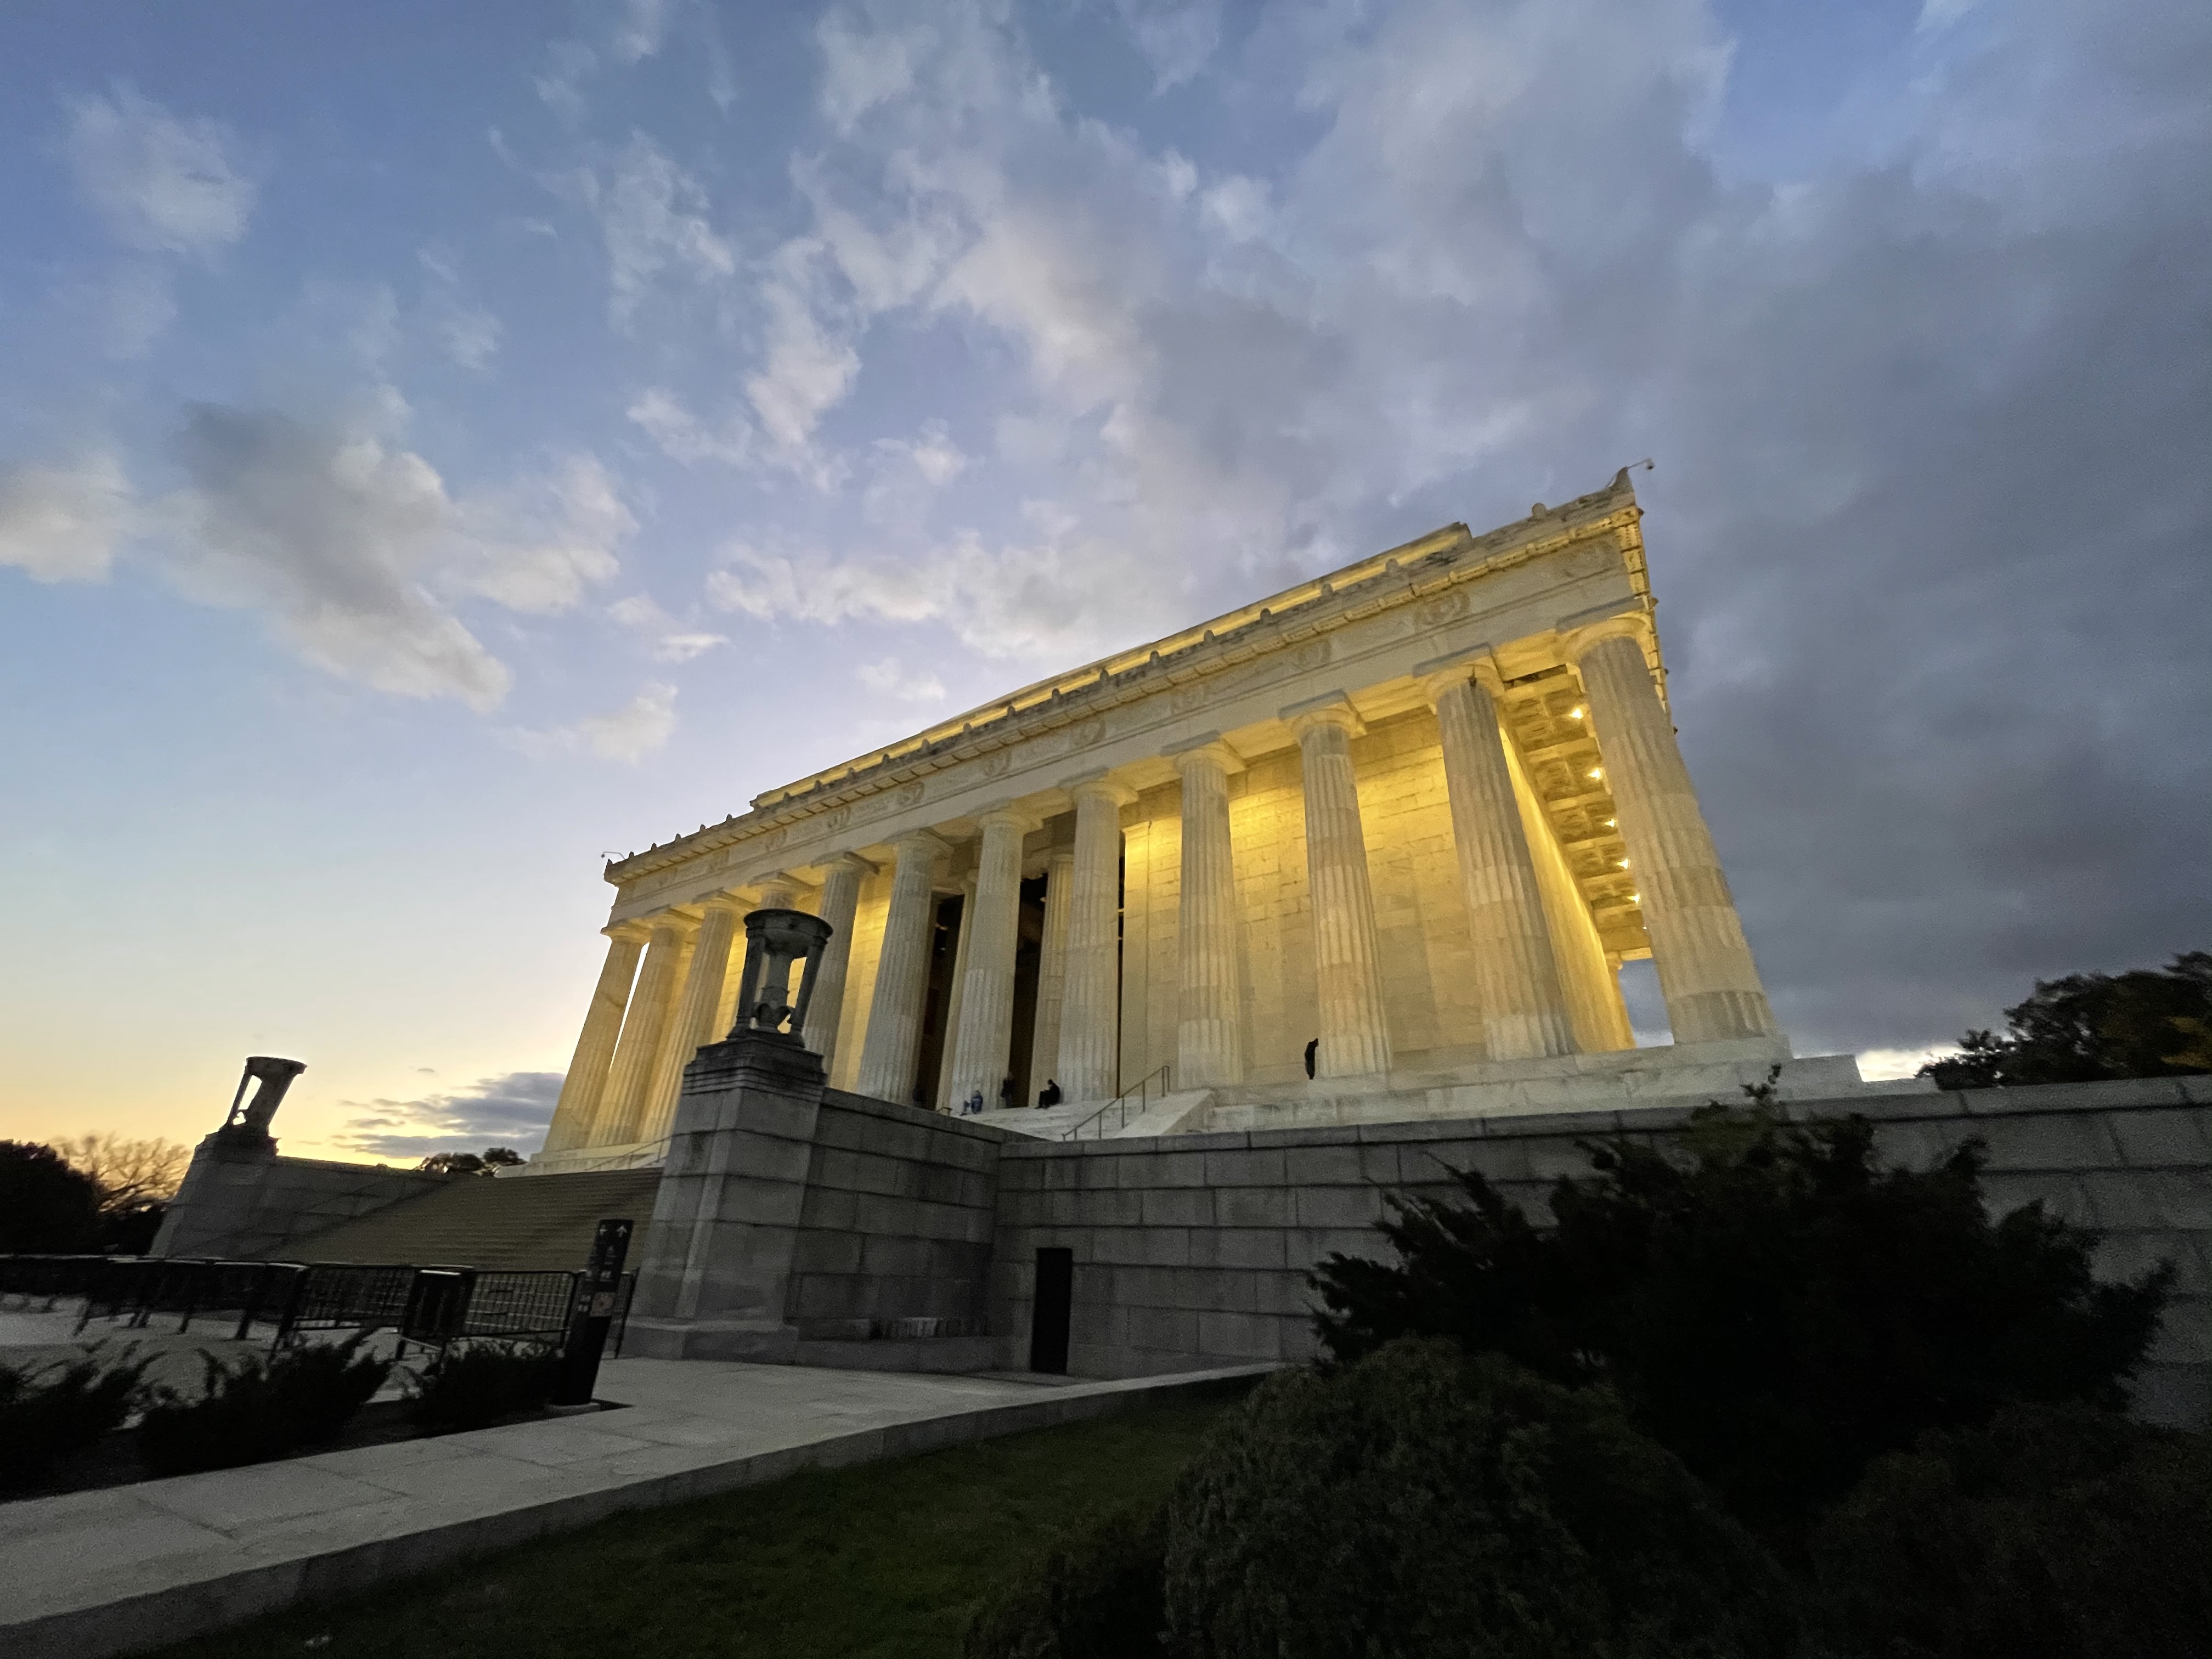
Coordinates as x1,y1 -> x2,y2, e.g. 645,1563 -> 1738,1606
1062,1064 -> 1171,1142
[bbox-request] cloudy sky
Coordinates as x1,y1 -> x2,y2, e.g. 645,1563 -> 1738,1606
2,0 -> 2205,1161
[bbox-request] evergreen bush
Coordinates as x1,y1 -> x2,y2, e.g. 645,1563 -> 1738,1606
0,1345 -> 151,1489
1809,1401 -> 2212,1659
1163,1340 -> 1796,1659
962,1504 -> 1167,1659
1309,1096 -> 2171,1539
405,1339 -> 560,1432
138,1335 -> 390,1476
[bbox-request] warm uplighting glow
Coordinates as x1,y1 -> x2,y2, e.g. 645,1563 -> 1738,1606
1629,892 -> 1641,904
1617,859 -> 1630,868
1588,767 -> 1604,780
1568,707 -> 1584,720
1605,818 -> 1617,827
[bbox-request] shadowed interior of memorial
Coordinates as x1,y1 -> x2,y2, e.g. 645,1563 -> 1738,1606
525,469 -> 1925,1175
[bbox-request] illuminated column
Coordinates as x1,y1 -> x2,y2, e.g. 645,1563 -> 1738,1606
638,898 -> 741,1142
1169,736 -> 1246,1088
856,830 -> 950,1104
948,807 -> 1031,1110
1057,772 -> 1137,1104
541,924 -> 648,1154
1421,663 -> 1577,1060
754,871 -> 801,911
1571,627 -> 1779,1045
934,874 -> 978,1112
801,853 -> 874,1066
1286,696 -> 1392,1079
1025,848 -> 1074,1105
596,913 -> 692,1144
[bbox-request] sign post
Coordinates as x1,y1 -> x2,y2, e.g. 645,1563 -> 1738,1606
551,1217 -> 633,1409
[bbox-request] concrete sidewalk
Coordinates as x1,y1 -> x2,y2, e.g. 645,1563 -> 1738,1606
0,1355 -> 1267,1659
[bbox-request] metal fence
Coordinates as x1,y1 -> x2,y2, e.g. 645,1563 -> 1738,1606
0,1254 -> 634,1356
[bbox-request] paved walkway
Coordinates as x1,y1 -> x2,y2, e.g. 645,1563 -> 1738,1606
0,1350 -> 1266,1659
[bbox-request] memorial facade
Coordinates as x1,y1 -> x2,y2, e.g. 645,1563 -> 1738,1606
527,469 -> 1901,1176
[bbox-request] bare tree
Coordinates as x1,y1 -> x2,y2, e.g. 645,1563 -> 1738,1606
55,1133 -> 192,1211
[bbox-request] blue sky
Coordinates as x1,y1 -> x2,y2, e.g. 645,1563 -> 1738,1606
3,0 -> 2207,1161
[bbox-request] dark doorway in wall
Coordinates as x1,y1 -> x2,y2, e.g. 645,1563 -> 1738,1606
912,891 -> 964,1109
1006,873 -> 1047,1107
1030,1246 -> 1073,1374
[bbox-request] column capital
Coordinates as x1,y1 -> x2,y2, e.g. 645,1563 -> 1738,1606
976,802 -> 1040,834
824,850 -> 879,879
1164,731 -> 1246,777
1558,608 -> 1650,662
1060,769 -> 1138,808
647,908 -> 700,936
1281,691 -> 1367,741
890,826 -> 954,858
603,920 -> 653,946
698,891 -> 748,918
1412,645 -> 1506,703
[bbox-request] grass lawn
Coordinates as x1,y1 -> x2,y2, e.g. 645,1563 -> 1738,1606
146,1395 -> 1234,1659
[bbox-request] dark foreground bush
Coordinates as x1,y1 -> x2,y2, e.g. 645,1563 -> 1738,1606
406,1339 -> 560,1432
1810,1402 -> 2212,1659
963,1504 -> 1167,1659
139,1335 -> 390,1476
0,1345 -> 150,1488
1164,1340 -> 1795,1659
1310,1096 -> 2171,1539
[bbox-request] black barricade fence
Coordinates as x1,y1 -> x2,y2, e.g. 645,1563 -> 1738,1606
0,1254 -> 636,1356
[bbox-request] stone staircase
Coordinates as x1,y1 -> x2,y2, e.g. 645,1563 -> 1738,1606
276,1168 -> 663,1271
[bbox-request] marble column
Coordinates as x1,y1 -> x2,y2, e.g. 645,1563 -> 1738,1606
1169,736 -> 1247,1088
801,852 -> 874,1067
639,927 -> 701,1137
1026,848 -> 1074,1106
542,924 -> 648,1154
1056,772 -> 1136,1104
596,913 -> 692,1145
856,830 -> 950,1104
934,874 -> 978,1113
1571,627 -> 1779,1045
1285,696 -> 1392,1079
639,898 -> 742,1143
1422,664 -> 1577,1060
947,808 -> 1030,1111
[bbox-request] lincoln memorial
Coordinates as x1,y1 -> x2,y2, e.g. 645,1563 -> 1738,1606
526,468 -> 1914,1176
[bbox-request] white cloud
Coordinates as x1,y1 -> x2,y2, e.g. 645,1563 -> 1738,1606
856,656 -> 947,703
1857,1046 -> 1950,1081
334,1070 -> 561,1159
608,591 -> 729,660
746,239 -> 862,461
448,453 -> 634,614
628,386 -> 754,466
64,85 -> 255,257
588,134 -> 737,327
99,263 -> 177,358
510,681 -> 679,763
0,455 -> 133,583
1114,0 -> 1224,91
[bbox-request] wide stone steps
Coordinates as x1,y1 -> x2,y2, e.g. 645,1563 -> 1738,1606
275,1168 -> 664,1271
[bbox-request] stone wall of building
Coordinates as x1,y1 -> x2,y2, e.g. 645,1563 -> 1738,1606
988,1077 -> 2212,1426
153,1143 -> 445,1260
783,1088 -> 1005,1369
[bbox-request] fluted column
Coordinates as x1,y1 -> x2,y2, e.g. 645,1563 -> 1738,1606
934,874 -> 978,1112
856,830 -> 950,1104
1286,696 -> 1392,1078
1170,737 -> 1246,1088
542,924 -> 648,1154
947,807 -> 1031,1110
638,898 -> 741,1142
802,853 -> 874,1066
1571,627 -> 1779,1045
1057,772 -> 1136,1104
1423,664 -> 1577,1060
754,870 -> 802,911
596,913 -> 691,1144
1026,848 -> 1074,1105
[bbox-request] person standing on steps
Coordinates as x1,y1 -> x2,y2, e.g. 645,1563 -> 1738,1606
1304,1037 -> 1318,1080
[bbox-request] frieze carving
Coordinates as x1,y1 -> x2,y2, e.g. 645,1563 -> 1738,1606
760,827 -> 787,851
1416,590 -> 1470,627
1068,718 -> 1107,750
825,805 -> 852,831
979,751 -> 1013,779
1170,684 -> 1208,714
893,782 -> 926,808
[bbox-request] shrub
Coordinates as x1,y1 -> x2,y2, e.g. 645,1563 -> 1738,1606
0,1141 -> 103,1253
1163,1340 -> 1795,1659
406,1340 -> 560,1432
962,1504 -> 1167,1659
1809,1402 -> 2212,1659
139,1335 -> 390,1477
1309,1096 -> 2171,1540
0,1345 -> 151,1489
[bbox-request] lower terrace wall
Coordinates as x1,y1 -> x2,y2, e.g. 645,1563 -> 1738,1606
989,1076 -> 2212,1426
153,1143 -> 445,1260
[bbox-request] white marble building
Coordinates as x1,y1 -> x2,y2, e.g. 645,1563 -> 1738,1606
527,469 -> 1916,1175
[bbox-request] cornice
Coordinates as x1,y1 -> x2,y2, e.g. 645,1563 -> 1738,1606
605,469 -> 1645,888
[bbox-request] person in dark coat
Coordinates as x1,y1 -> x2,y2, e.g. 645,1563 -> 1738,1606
1304,1037 -> 1318,1079
1038,1079 -> 1063,1107
999,1075 -> 1019,1110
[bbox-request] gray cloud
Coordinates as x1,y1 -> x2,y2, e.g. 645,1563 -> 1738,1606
334,1071 -> 561,1160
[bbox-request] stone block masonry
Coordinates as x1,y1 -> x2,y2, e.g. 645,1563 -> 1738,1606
989,1076 -> 2212,1426
153,1140 -> 445,1260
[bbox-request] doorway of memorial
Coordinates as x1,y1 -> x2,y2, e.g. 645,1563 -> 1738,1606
911,890 -> 964,1110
